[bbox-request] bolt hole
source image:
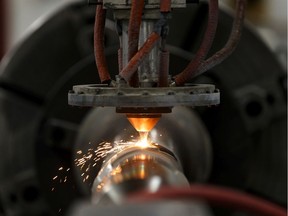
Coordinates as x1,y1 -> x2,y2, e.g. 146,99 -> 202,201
245,100 -> 263,118
22,186 -> 39,203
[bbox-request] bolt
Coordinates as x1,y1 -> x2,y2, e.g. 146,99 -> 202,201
142,91 -> 149,95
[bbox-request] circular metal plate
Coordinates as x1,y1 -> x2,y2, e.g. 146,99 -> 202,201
68,84 -> 220,107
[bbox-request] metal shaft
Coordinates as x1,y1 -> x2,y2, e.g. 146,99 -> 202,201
138,21 -> 160,86
92,146 -> 189,204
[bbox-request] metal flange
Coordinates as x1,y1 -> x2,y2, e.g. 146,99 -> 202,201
68,84 -> 220,108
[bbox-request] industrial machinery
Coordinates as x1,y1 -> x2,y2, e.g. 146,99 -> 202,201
0,0 -> 286,216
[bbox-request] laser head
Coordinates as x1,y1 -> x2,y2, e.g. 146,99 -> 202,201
127,114 -> 161,133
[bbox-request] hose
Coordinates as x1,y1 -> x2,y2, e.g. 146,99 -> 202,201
127,0 -> 145,86
94,4 -> 111,83
193,0 -> 247,78
128,185 -> 287,216
174,0 -> 219,86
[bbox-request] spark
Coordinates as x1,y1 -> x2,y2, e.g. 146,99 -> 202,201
136,132 -> 150,148
74,141 -> 114,183
50,164 -> 72,194
73,134 -> 157,184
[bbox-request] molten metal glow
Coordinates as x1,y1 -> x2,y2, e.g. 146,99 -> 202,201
136,132 -> 150,148
127,115 -> 160,132
51,130 -> 159,193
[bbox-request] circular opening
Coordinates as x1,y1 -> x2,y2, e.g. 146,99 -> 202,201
22,186 -> 40,203
245,100 -> 263,118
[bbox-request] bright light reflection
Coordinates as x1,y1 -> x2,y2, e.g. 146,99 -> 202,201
148,176 -> 161,192
136,132 -> 150,148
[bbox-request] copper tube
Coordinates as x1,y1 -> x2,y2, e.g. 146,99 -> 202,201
160,0 -> 172,13
119,32 -> 161,82
174,0 -> 219,86
158,50 -> 170,87
193,0 -> 246,78
94,5 -> 111,83
127,0 -> 145,87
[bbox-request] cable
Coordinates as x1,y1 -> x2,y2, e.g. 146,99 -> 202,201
128,185 -> 287,216
174,0 -> 219,86
127,0 -> 145,87
193,0 -> 247,78
94,4 -> 111,84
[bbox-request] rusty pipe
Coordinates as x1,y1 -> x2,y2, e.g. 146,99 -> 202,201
193,0 -> 246,78
94,4 -> 111,83
174,0 -> 219,86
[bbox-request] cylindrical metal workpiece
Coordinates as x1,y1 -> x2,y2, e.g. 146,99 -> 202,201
92,146 -> 189,204
74,107 -> 212,196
